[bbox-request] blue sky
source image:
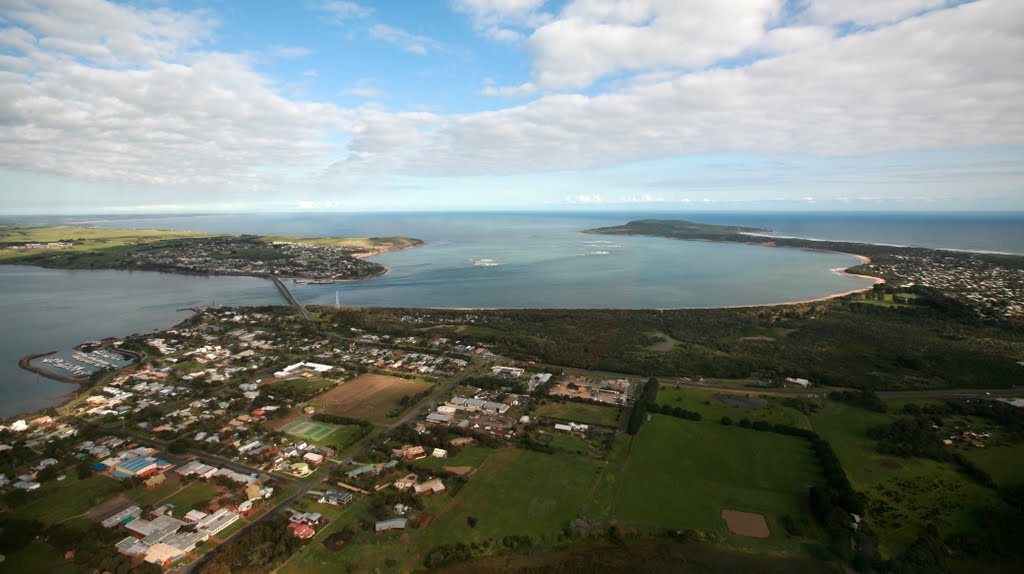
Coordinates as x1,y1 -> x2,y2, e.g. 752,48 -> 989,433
0,0 -> 1021,214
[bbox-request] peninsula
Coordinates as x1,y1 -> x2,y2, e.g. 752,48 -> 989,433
0,226 -> 424,282
584,219 -> 1024,321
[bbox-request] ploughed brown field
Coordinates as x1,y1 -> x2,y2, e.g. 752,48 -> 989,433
311,373 -> 433,423
721,509 -> 770,538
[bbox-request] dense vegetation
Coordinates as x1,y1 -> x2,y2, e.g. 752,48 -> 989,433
325,298 -> 1024,390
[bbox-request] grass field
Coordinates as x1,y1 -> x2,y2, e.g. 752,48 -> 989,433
410,445 -> 493,473
0,542 -> 81,574
0,225 -> 209,261
421,447 -> 603,545
124,476 -> 181,507
313,373 -> 433,424
658,385 -> 815,429
280,417 -> 365,449
535,401 -> 622,427
271,377 -> 336,394
164,481 -> 221,514
964,443 -> 1024,487
609,415 -> 821,551
810,401 -> 1004,557
11,474 -> 123,525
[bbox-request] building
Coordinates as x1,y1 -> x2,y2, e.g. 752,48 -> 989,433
414,478 -> 445,495
196,508 -> 240,536
319,490 -> 354,506
431,448 -> 448,458
375,518 -> 408,532
785,377 -> 813,388
143,543 -> 183,566
393,474 -> 419,491
183,509 -> 208,523
426,412 -> 453,424
274,361 -> 335,379
102,506 -> 142,528
289,523 -> 316,539
490,366 -> 525,378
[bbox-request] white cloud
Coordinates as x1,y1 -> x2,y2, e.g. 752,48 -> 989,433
269,45 -> 313,59
369,24 -> 441,54
315,1 -> 372,22
343,78 -> 386,98
452,0 -> 550,41
481,81 -> 536,98
334,0 -> 1024,175
0,0 -> 346,188
798,0 -> 955,26
564,194 -> 604,204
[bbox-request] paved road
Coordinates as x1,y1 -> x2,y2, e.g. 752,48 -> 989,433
267,276 -> 314,323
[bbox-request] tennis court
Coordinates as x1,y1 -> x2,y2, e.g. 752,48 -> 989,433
281,419 -> 337,441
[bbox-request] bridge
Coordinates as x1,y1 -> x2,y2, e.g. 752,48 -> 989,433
266,275 -> 315,324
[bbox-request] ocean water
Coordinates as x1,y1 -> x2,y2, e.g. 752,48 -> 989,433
2,210 -> 1019,416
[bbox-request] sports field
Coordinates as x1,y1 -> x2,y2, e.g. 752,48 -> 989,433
281,419 -> 337,441
313,373 -> 433,423
609,415 -> 820,550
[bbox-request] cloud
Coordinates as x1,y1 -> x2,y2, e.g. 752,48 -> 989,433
343,78 -> 386,98
798,0 -> 956,26
452,0 -> 549,42
369,24 -> 441,54
0,0 -> 346,188
314,1 -> 372,23
480,80 -> 536,98
564,194 -> 604,204
269,45 -> 313,59
334,0 -> 1024,176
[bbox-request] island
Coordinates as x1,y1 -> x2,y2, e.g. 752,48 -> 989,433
584,219 -> 1024,321
0,226 -> 424,282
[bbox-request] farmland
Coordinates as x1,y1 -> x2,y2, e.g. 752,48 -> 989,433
534,401 -> 622,427
657,385 -> 815,429
809,401 -> 1004,557
313,373 -> 433,424
420,447 -> 603,545
608,415 -> 823,552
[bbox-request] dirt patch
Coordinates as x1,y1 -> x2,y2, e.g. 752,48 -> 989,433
721,509 -> 770,538
85,494 -> 135,522
312,373 -> 433,422
444,466 -> 473,476
718,396 -> 768,409
323,529 -> 356,552
740,336 -> 776,342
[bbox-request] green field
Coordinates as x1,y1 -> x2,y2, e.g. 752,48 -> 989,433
810,401 -> 1004,557
964,443 -> 1024,487
281,418 -> 364,449
421,447 -> 603,545
282,419 -> 338,441
535,401 -> 622,427
272,377 -> 336,393
410,445 -> 493,473
658,385 -> 815,429
10,475 -> 122,525
124,477 -> 181,507
608,415 -> 821,551
164,481 -> 221,514
0,541 -> 81,574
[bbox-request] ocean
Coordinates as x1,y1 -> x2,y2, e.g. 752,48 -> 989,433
0,211 -> 1020,417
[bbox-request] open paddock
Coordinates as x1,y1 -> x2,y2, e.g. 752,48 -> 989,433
535,401 -> 621,427
313,373 -> 433,423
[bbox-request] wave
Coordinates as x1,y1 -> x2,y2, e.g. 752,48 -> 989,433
472,258 -> 501,267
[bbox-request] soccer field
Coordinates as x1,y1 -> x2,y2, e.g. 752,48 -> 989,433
281,419 -> 337,441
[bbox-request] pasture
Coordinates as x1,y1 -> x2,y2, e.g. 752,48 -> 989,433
10,474 -> 122,526
810,401 -> 1004,558
534,400 -> 621,427
657,385 -> 815,429
420,447 -> 603,545
609,415 -> 821,551
312,373 -> 433,423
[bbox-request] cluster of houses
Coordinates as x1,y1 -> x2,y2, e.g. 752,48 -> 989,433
330,344 -> 468,377
123,236 -> 382,280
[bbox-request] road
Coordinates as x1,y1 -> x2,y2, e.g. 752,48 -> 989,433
266,275 -> 314,323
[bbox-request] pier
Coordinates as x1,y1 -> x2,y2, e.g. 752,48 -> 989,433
266,275 -> 315,324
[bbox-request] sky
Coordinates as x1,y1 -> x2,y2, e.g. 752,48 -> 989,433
0,0 -> 1022,214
